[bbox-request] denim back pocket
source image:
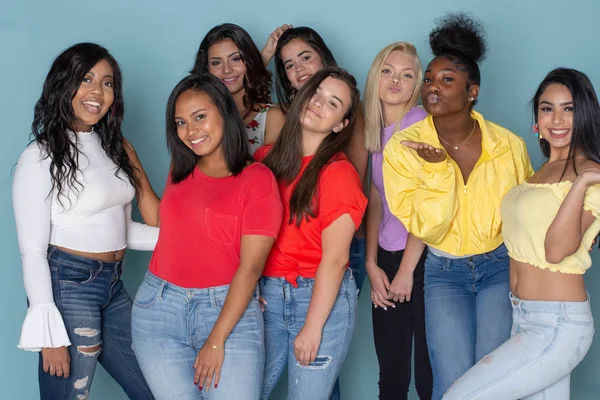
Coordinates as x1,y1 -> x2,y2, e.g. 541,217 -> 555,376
205,209 -> 238,245
134,279 -> 164,309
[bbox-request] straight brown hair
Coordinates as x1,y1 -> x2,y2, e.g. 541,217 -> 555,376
263,67 -> 360,226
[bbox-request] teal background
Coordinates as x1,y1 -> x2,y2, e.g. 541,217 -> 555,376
2,0 -> 599,398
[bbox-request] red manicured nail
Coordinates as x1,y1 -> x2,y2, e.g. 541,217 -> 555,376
199,386 -> 203,390
215,384 -> 218,389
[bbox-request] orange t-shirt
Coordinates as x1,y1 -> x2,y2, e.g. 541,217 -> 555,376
149,162 -> 283,288
254,146 -> 367,286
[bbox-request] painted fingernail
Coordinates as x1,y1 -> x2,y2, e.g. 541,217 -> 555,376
215,384 -> 218,389
194,381 -> 197,385
383,307 -> 387,311
199,386 -> 203,390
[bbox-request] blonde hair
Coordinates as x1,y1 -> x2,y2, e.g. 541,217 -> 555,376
363,42 -> 423,152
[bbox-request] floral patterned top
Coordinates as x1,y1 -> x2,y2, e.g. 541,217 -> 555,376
245,104 -> 270,155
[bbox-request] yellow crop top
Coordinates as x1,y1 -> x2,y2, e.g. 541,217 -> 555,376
500,181 -> 600,274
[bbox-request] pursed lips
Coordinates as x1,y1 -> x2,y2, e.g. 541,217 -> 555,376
425,92 -> 440,104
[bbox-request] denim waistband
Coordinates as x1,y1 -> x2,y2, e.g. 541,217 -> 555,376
261,268 -> 353,288
510,292 -> 592,315
428,243 -> 506,264
48,245 -> 123,273
143,270 -> 259,301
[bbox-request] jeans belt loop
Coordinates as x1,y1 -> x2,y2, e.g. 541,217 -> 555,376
209,287 -> 217,308
561,302 -> 569,322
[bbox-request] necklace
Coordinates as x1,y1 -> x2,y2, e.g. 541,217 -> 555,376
438,120 -> 477,150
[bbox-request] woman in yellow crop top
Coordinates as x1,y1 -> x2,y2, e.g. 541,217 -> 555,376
444,68 -> 599,399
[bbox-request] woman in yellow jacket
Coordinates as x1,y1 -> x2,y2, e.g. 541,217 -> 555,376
382,14 -> 533,400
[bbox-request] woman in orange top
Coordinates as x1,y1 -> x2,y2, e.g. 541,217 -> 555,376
255,67 -> 367,400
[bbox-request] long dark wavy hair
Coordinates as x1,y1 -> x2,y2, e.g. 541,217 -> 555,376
532,68 -> 600,178
190,23 -> 271,114
263,67 -> 360,226
31,42 -> 138,204
166,74 -> 253,183
274,27 -> 338,114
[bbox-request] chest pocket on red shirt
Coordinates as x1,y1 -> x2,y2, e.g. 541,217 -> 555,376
205,209 -> 239,245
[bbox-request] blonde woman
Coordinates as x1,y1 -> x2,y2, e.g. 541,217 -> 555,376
364,42 -> 432,400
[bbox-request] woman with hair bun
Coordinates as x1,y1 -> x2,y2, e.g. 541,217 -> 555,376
382,13 -> 533,399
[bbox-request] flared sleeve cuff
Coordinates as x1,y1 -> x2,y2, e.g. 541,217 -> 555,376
18,303 -> 71,352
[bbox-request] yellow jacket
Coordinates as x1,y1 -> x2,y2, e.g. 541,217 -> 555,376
382,110 -> 534,256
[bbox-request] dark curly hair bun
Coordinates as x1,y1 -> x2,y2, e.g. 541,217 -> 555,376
429,12 -> 487,63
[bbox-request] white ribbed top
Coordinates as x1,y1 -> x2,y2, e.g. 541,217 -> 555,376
12,131 -> 158,351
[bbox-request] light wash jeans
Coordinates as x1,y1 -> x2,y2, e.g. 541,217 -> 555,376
328,237 -> 366,400
131,271 -> 264,400
444,293 -> 594,400
260,268 -> 357,400
39,246 -> 153,400
425,244 -> 513,400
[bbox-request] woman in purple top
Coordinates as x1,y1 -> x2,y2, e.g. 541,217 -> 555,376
364,42 -> 432,400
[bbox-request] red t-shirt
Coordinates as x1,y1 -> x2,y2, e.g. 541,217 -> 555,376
149,163 -> 283,288
254,146 -> 367,286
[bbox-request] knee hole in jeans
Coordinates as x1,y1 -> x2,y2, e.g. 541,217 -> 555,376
295,355 -> 332,370
74,376 -> 90,399
77,343 -> 102,357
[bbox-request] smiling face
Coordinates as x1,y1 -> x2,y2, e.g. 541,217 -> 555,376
378,50 -> 419,108
537,83 -> 574,150
300,76 -> 351,135
174,89 -> 225,158
421,56 -> 477,117
281,39 -> 325,90
207,39 -> 247,95
71,59 -> 114,132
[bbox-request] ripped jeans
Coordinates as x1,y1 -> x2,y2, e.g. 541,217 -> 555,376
260,269 -> 357,400
39,246 -> 153,400
444,293 -> 595,399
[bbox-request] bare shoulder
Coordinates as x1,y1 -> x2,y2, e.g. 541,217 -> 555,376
264,105 -> 285,145
122,139 -> 143,170
122,138 -> 136,155
578,159 -> 600,170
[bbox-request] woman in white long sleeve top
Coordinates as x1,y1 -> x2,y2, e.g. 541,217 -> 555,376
12,42 -> 158,400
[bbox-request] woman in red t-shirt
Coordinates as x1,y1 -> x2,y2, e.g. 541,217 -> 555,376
131,74 -> 283,400
255,67 -> 368,400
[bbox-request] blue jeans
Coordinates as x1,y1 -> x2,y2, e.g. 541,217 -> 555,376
348,237 -> 366,297
260,269 -> 357,400
328,237 -> 366,400
444,293 -> 595,399
38,246 -> 153,400
425,244 -> 512,400
131,271 -> 264,400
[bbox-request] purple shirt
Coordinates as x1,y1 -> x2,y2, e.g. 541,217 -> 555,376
372,107 -> 428,251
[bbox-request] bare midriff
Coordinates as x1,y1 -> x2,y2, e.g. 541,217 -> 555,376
55,246 -> 125,263
510,258 -> 587,302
